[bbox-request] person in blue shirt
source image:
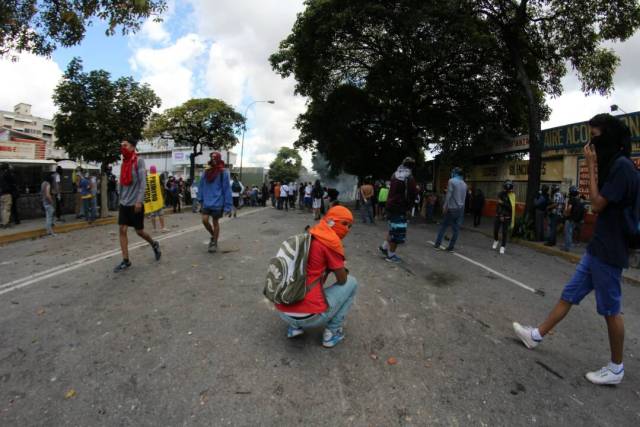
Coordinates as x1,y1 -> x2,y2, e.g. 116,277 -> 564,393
198,152 -> 232,253
514,114 -> 638,386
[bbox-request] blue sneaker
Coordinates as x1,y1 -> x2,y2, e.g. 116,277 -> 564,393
385,254 -> 402,263
287,325 -> 304,338
322,328 -> 344,348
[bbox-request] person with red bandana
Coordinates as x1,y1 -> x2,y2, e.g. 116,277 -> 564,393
114,140 -> 161,272
198,151 -> 233,253
275,205 -> 358,348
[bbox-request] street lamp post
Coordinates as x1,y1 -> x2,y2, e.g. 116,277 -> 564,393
239,100 -> 275,181
610,104 -> 628,114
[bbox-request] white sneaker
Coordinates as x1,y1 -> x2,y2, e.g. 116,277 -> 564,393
513,322 -> 540,349
500,246 -> 506,255
585,366 -> 624,385
492,241 -> 499,250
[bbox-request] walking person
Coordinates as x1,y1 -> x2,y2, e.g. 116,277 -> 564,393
513,114 -> 638,385
147,166 -> 168,233
41,174 -> 56,236
434,167 -> 468,252
52,166 -> 65,222
231,175 -> 243,217
563,186 -> 585,252
273,205 -> 358,348
545,185 -> 565,246
359,177 -> 375,224
492,180 -> 515,254
198,152 -> 232,253
379,157 -> 418,263
0,163 -> 13,228
114,140 -> 161,272
78,171 -> 95,223
472,189 -> 485,227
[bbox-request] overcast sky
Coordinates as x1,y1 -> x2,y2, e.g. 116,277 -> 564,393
1,0 -> 639,168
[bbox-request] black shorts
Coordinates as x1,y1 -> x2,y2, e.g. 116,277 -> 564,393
233,197 -> 240,208
201,207 -> 223,219
118,205 -> 145,230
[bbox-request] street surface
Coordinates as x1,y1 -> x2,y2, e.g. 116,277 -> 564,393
1,207 -> 639,426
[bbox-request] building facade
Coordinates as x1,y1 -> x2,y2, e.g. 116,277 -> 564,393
0,103 -> 65,159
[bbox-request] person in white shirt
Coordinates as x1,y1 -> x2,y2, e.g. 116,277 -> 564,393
231,175 -> 244,218
280,183 -> 290,211
288,182 -> 296,209
190,179 -> 199,213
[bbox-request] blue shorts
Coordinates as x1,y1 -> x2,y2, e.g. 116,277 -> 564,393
388,214 -> 408,244
201,207 -> 223,219
561,253 -> 622,316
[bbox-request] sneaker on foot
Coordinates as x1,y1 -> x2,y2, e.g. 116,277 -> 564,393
208,238 -> 217,253
114,260 -> 132,273
378,245 -> 388,257
500,246 -> 506,255
385,254 -> 402,263
152,241 -> 161,261
492,240 -> 499,250
585,366 -> 624,385
513,322 -> 540,349
287,325 -> 304,339
445,247 -> 455,253
322,328 -> 344,348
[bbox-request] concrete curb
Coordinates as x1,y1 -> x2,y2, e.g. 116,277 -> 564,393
462,225 -> 640,286
0,217 -> 117,245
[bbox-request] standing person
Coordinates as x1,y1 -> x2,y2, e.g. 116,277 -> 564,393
359,178 -> 375,224
288,182 -> 296,209
114,140 -> 161,272
269,181 -> 276,207
40,173 -> 56,236
274,205 -> 358,348
90,173 -> 98,219
434,167 -> 468,252
514,114 -> 638,385
534,185 -> 550,241
376,182 -> 389,219
78,171 -> 95,223
231,175 -> 243,217
0,163 -> 13,228
279,182 -> 290,211
563,186 -> 585,252
379,157 -> 418,263
261,182 -> 269,207
492,180 -> 515,254
198,152 -> 232,253
425,192 -> 437,223
312,180 -> 323,220
304,182 -> 313,212
412,184 -> 423,217
147,166 -> 168,233
73,166 -> 84,219
545,185 -> 564,247
107,166 -> 118,211
52,166 -> 65,223
472,189 -> 485,227
274,182 -> 281,209
298,182 -> 305,210
190,179 -> 200,213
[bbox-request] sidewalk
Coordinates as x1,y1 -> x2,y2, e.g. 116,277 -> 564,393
0,213 -> 117,245
461,214 -> 640,285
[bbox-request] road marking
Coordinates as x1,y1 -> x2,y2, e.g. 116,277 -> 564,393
0,209 -> 265,296
428,241 -> 543,295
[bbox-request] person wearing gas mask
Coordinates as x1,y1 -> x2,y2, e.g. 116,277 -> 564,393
514,114 -> 638,385
492,180 -> 515,254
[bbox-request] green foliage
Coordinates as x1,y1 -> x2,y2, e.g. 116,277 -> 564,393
53,57 -> 161,166
145,98 -> 245,182
269,147 -> 302,183
0,0 -> 167,57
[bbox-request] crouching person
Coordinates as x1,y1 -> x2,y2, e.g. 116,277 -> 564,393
267,206 -> 357,348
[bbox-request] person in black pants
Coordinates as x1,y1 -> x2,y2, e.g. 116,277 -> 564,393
492,180 -> 514,255
472,188 -> 485,227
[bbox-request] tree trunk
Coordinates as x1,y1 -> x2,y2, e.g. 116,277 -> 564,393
100,164 -> 109,218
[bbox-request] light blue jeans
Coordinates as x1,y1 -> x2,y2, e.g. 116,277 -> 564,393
435,208 -> 464,249
564,220 -> 575,251
360,200 -> 374,223
44,203 -> 55,234
279,276 -> 358,332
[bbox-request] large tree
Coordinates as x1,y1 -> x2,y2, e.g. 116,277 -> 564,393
53,57 -> 161,218
145,99 -> 245,183
0,0 -> 167,57
271,0 -> 529,180
471,0 -> 640,215
269,147 -> 302,183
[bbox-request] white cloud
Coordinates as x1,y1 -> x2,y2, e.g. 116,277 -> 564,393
139,19 -> 171,44
0,53 -> 63,118
129,33 -> 207,110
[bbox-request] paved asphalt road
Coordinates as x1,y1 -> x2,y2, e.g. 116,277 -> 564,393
1,207 -> 639,426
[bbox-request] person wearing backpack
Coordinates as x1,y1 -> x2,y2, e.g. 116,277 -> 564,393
230,175 -> 243,218
379,157 -> 418,263
271,205 -> 357,348
563,186 -> 584,252
198,152 -> 233,253
514,114 -> 639,385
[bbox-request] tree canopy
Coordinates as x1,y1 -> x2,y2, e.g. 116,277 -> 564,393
145,98 -> 245,182
53,57 -> 161,217
268,147 -> 302,183
1,0 -> 167,57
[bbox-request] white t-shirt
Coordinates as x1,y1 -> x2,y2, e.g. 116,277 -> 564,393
305,185 -> 312,197
190,185 -> 198,198
280,184 -> 289,198
288,184 -> 295,196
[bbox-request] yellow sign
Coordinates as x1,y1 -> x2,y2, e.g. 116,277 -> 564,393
144,173 -> 164,213
468,159 -> 563,182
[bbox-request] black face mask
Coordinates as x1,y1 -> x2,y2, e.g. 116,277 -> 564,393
591,134 -> 621,189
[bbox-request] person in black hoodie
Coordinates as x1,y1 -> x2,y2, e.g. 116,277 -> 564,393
534,185 -> 549,241
492,180 -> 514,254
472,188 -> 485,227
